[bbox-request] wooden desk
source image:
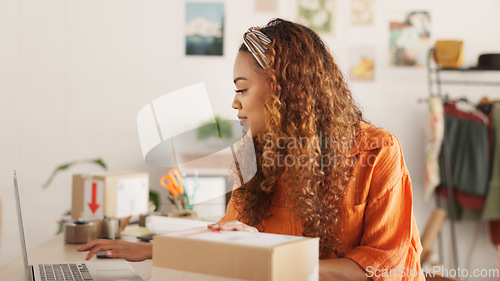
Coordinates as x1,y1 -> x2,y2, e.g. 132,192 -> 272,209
0,234 -> 152,281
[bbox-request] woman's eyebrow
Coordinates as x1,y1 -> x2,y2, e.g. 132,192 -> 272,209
233,77 -> 247,84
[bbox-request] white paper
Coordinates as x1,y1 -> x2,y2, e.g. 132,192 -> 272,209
146,215 -> 213,235
115,177 -> 149,218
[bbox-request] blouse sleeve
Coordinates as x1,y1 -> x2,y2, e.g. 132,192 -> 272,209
345,136 -> 423,281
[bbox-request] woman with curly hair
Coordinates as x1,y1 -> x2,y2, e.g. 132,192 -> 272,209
79,18 -> 423,281
207,18 -> 423,281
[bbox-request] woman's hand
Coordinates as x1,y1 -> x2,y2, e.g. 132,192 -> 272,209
77,239 -> 152,262
207,220 -> 258,232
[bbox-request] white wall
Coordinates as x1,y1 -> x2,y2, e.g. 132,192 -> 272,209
1,0 -> 499,277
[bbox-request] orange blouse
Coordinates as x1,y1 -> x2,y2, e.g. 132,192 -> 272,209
219,122 -> 424,281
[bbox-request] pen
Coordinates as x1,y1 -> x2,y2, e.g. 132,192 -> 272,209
181,173 -> 193,210
167,194 -> 175,205
193,171 -> 199,200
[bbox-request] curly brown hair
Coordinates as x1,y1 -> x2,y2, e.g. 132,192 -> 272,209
231,18 -> 362,258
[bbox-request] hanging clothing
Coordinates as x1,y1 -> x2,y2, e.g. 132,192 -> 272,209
439,188 -> 485,211
437,101 -> 490,220
482,102 -> 500,220
489,220 -> 500,245
480,101 -> 500,245
424,96 -> 445,201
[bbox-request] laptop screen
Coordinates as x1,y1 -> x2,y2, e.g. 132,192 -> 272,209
14,170 -> 31,281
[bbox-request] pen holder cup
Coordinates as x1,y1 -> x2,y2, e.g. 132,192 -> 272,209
103,217 -> 121,239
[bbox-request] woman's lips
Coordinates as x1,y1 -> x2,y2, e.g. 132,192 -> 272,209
239,117 -> 247,126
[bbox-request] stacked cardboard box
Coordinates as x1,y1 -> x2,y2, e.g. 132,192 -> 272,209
71,172 -> 149,221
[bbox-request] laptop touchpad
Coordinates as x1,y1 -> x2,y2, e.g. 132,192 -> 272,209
96,269 -> 138,280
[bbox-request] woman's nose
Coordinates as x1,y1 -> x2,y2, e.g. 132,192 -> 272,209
232,95 -> 242,110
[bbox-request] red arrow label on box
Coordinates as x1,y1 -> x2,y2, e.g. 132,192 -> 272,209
87,182 -> 100,213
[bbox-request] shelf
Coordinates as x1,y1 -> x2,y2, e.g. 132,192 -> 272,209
429,80 -> 500,86
428,65 -> 500,87
431,68 -> 500,72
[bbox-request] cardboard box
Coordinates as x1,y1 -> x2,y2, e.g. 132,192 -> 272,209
152,229 -> 319,281
71,172 -> 149,220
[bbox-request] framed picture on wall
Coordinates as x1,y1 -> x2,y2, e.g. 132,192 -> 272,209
296,0 -> 336,36
389,11 -> 431,67
351,0 -> 374,26
349,45 -> 375,82
255,0 -> 278,12
185,2 -> 225,56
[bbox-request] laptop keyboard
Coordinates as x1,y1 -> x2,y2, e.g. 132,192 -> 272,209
39,263 -> 93,281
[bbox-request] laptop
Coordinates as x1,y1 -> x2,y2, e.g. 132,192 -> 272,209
13,171 -> 144,281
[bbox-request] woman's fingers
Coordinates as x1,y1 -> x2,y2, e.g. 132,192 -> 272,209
105,243 -> 153,262
207,220 -> 258,232
77,239 -> 119,252
77,240 -> 152,262
77,239 -> 115,260
105,249 -> 134,261
84,242 -> 117,260
76,239 -> 103,252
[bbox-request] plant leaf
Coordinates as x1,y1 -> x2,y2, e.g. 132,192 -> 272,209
42,158 -> 108,189
93,158 -> 108,170
42,161 -> 75,188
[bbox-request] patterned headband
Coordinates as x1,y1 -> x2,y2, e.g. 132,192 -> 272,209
243,26 -> 271,69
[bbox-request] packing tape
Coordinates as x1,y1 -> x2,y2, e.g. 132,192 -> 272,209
64,221 -> 97,244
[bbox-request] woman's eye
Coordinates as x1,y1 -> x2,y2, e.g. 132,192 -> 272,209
235,89 -> 247,94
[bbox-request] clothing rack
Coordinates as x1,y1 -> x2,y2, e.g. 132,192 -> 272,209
426,48 -> 459,269
426,48 -> 500,271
